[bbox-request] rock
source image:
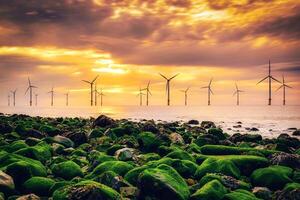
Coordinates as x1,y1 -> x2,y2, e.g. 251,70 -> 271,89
229,133 -> 262,143
223,189 -> 261,200
166,150 -> 195,162
277,134 -> 300,149
207,128 -> 226,140
169,132 -> 184,144
52,180 -> 121,200
53,135 -> 74,148
251,165 -> 293,190
120,186 -> 138,198
269,152 -> 300,168
141,121 -> 159,134
250,127 -> 259,131
252,187 -> 272,200
195,157 -> 241,179
233,125 -> 242,128
138,164 -> 190,200
0,122 -> 13,134
137,132 -> 161,152
93,115 -> 115,128
201,121 -> 216,129
90,161 -> 134,177
23,177 -> 55,196
25,129 -> 44,139
293,129 -> 300,136
88,128 -> 104,139
93,171 -> 131,191
274,183 -> 300,200
16,194 -> 41,200
0,170 -> 15,195
39,125 -> 60,136
52,161 -> 83,180
62,131 -> 87,147
190,179 -> 227,200
115,148 -> 136,161
194,134 -> 219,147
188,120 -> 199,125
170,159 -> 198,179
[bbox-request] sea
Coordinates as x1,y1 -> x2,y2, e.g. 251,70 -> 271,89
1,105 -> 299,139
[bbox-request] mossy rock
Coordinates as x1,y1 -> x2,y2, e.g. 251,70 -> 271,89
165,150 -> 195,163
52,180 -> 121,200
88,128 -> 104,139
170,159 -> 198,179
49,181 -> 71,196
190,179 -> 228,200
52,161 -> 83,180
5,140 -> 28,153
223,189 -> 261,200
124,165 -> 150,186
137,132 -> 161,152
93,171 -> 131,191
199,173 -> 251,190
138,164 -> 190,200
186,143 -> 202,154
53,135 -> 74,148
251,165 -> 293,190
90,161 -> 134,177
195,157 -> 241,179
200,145 -> 275,156
39,125 -> 60,136
106,144 -> 124,156
23,176 -> 55,196
137,153 -> 161,164
207,128 -> 226,140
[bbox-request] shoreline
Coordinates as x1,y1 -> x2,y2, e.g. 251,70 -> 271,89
0,114 -> 299,199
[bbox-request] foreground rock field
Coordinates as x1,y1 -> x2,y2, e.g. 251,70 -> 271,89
0,114 -> 299,200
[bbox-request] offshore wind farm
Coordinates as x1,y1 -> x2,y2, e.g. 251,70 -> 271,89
0,1 -> 300,200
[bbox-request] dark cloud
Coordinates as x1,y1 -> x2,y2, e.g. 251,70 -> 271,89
165,0 -> 191,7
207,0 -> 273,11
278,66 -> 300,73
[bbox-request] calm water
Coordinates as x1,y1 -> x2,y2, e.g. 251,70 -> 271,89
1,105 -> 299,138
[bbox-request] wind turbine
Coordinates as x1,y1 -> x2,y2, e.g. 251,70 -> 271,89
64,92 -> 69,106
82,75 -> 99,106
8,94 -> 10,106
35,93 -> 38,106
233,83 -> 244,106
276,75 -> 292,105
97,88 -> 105,107
142,81 -> 152,106
25,77 -> 37,106
202,78 -> 214,106
180,87 -> 190,106
10,89 -> 17,107
257,60 -> 281,105
94,83 -> 98,106
159,73 -> 179,106
137,87 -> 145,106
47,87 -> 54,106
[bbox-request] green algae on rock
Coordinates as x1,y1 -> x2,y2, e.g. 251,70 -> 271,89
52,160 -> 83,180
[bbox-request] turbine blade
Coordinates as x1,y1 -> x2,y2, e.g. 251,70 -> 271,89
92,75 -> 99,83
82,80 -> 91,84
159,73 -> 168,80
257,76 -> 268,84
235,83 -> 238,90
233,91 -> 237,96
276,85 -> 283,91
285,85 -> 292,89
271,76 -> 281,83
28,77 -> 31,86
209,78 -> 213,86
201,86 -> 208,89
148,89 -> 152,96
170,73 -> 179,80
210,88 -> 214,95
25,87 -> 30,95
147,81 -> 150,88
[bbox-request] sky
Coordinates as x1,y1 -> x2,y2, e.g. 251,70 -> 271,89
0,0 -> 299,106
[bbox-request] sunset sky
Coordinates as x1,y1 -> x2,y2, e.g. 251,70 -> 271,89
0,0 -> 299,106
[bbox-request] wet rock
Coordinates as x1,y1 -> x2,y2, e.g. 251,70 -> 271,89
188,120 -> 199,125
169,132 -> 184,144
52,160 -> 83,180
207,128 -> 226,140
233,125 -> 242,128
93,115 -> 115,128
252,187 -> 272,200
53,135 -> 74,148
141,121 -> 159,133
292,129 -> 300,136
0,170 -> 15,195
23,177 -> 55,196
229,133 -> 262,143
0,122 -> 13,134
16,194 -> 41,200
62,131 -> 87,147
269,152 -> 300,168
277,134 -> 300,149
250,127 -> 259,131
120,186 -> 138,198
200,121 -> 216,129
25,129 -> 44,139
274,183 -> 300,200
191,179 -> 227,200
93,171 -> 131,191
115,148 -> 136,161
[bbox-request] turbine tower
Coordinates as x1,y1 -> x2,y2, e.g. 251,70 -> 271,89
8,94 -> 10,106
25,77 -> 37,106
180,87 -> 190,106
35,93 -> 38,106
47,87 -> 54,106
65,92 -> 69,106
97,88 -> 105,107
94,83 -> 98,106
257,60 -> 281,105
159,73 -> 179,106
202,78 -> 214,106
10,89 -> 17,107
137,87 -> 145,106
233,83 -> 244,106
142,81 -> 152,106
276,75 -> 292,105
82,75 -> 99,106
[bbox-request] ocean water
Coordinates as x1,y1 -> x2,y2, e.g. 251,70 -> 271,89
1,105 -> 299,138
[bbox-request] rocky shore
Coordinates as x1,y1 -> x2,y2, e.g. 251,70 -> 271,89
0,114 -> 299,200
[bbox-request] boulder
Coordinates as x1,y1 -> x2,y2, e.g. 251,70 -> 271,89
223,189 -> 261,200
190,179 -> 227,200
62,131 -> 87,147
52,180 -> 121,200
138,164 -> 190,200
93,115 -> 115,128
93,171 -> 131,191
207,128 -> 226,140
90,161 -> 134,177
53,135 -> 74,148
137,132 -> 161,152
0,170 -> 15,195
229,133 -> 262,143
269,152 -> 300,168
16,194 -> 41,200
165,150 -> 195,162
169,132 -> 184,145
52,161 -> 83,180
188,120 -> 199,125
251,165 -> 293,190
292,129 -> 300,136
115,148 -> 136,161
23,176 -> 55,196
201,121 -> 216,129
252,187 -> 272,200
274,183 -> 300,200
